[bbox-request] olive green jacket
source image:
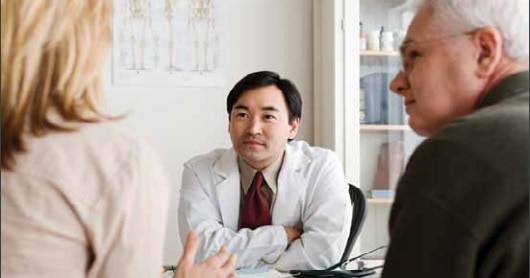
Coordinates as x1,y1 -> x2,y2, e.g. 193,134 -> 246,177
382,71 -> 529,278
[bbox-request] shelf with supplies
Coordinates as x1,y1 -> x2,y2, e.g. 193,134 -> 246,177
361,124 -> 411,132
361,50 -> 400,57
357,33 -> 422,260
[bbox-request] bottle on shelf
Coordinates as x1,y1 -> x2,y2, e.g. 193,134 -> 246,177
371,140 -> 403,199
359,22 -> 367,51
378,26 -> 384,46
381,31 -> 394,52
368,30 -> 380,51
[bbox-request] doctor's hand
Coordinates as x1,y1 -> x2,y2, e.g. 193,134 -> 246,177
174,231 -> 237,278
284,227 -> 302,244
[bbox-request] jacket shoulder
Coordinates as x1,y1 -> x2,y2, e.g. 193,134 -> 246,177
289,140 -> 337,156
184,148 -> 230,168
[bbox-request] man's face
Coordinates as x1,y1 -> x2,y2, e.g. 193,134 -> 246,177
389,6 -> 485,137
229,85 -> 299,170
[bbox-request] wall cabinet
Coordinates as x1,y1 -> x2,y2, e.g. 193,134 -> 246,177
313,0 -> 422,272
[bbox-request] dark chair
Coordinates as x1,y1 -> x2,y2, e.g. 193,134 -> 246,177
339,183 -> 367,269
289,184 -> 371,277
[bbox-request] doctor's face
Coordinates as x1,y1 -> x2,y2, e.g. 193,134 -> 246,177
229,85 -> 299,170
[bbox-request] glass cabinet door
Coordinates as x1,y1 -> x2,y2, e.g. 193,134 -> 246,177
355,0 -> 423,266
313,0 -> 422,272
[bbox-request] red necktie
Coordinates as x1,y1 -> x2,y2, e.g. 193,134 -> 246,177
239,171 -> 272,229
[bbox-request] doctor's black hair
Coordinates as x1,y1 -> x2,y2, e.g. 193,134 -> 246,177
226,71 -> 302,124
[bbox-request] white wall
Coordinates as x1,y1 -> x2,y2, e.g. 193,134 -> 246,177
104,0 -> 313,264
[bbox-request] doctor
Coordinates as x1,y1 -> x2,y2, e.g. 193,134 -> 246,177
178,71 -> 352,271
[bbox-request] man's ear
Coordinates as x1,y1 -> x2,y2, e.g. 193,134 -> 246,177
473,27 -> 503,77
288,118 -> 300,139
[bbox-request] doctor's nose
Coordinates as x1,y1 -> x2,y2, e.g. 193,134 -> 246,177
246,118 -> 263,135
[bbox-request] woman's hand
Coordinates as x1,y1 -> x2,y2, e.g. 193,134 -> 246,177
174,231 -> 237,278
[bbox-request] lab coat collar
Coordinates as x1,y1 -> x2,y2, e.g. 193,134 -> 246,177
273,142 -> 311,224
213,149 -> 240,229
213,148 -> 238,178
282,141 -> 311,172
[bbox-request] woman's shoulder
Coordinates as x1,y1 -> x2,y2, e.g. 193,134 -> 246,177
18,122 -> 158,184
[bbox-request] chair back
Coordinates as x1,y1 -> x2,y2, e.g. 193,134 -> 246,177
339,183 -> 367,268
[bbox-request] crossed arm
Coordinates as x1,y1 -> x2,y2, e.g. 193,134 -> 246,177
178,154 -> 351,270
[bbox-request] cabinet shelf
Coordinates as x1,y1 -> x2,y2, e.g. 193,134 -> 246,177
360,124 -> 411,131
361,50 -> 399,57
367,198 -> 394,204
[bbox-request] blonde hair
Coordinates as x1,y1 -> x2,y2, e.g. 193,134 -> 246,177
1,0 -> 114,170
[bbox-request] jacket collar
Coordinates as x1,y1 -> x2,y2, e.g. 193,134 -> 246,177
477,71 -> 529,109
281,141 -> 311,174
213,148 -> 238,179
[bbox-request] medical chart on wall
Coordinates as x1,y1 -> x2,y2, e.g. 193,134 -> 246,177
112,0 -> 224,86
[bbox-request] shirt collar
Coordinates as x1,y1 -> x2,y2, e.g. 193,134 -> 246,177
238,153 -> 284,195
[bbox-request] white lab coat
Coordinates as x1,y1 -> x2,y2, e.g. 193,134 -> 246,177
178,140 -> 352,271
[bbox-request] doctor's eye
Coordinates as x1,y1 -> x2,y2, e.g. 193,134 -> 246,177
263,114 -> 277,121
234,112 -> 249,119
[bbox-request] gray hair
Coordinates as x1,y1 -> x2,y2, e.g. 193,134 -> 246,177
418,0 -> 529,65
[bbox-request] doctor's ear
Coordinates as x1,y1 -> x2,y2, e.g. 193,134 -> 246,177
288,118 -> 300,139
473,27 -> 503,77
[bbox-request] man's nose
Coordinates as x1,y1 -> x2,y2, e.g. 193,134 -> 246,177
246,117 -> 262,134
389,71 -> 408,96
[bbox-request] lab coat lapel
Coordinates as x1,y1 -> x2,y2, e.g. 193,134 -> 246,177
213,149 -> 241,230
274,142 -> 311,223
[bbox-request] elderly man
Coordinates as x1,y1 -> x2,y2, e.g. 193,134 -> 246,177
382,0 -> 529,277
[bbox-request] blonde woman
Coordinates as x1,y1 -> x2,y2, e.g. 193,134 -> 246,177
0,0 -> 235,277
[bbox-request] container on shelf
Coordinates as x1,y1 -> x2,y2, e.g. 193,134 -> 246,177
368,30 -> 380,51
360,22 -> 368,51
360,72 -> 404,125
381,31 -> 394,52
